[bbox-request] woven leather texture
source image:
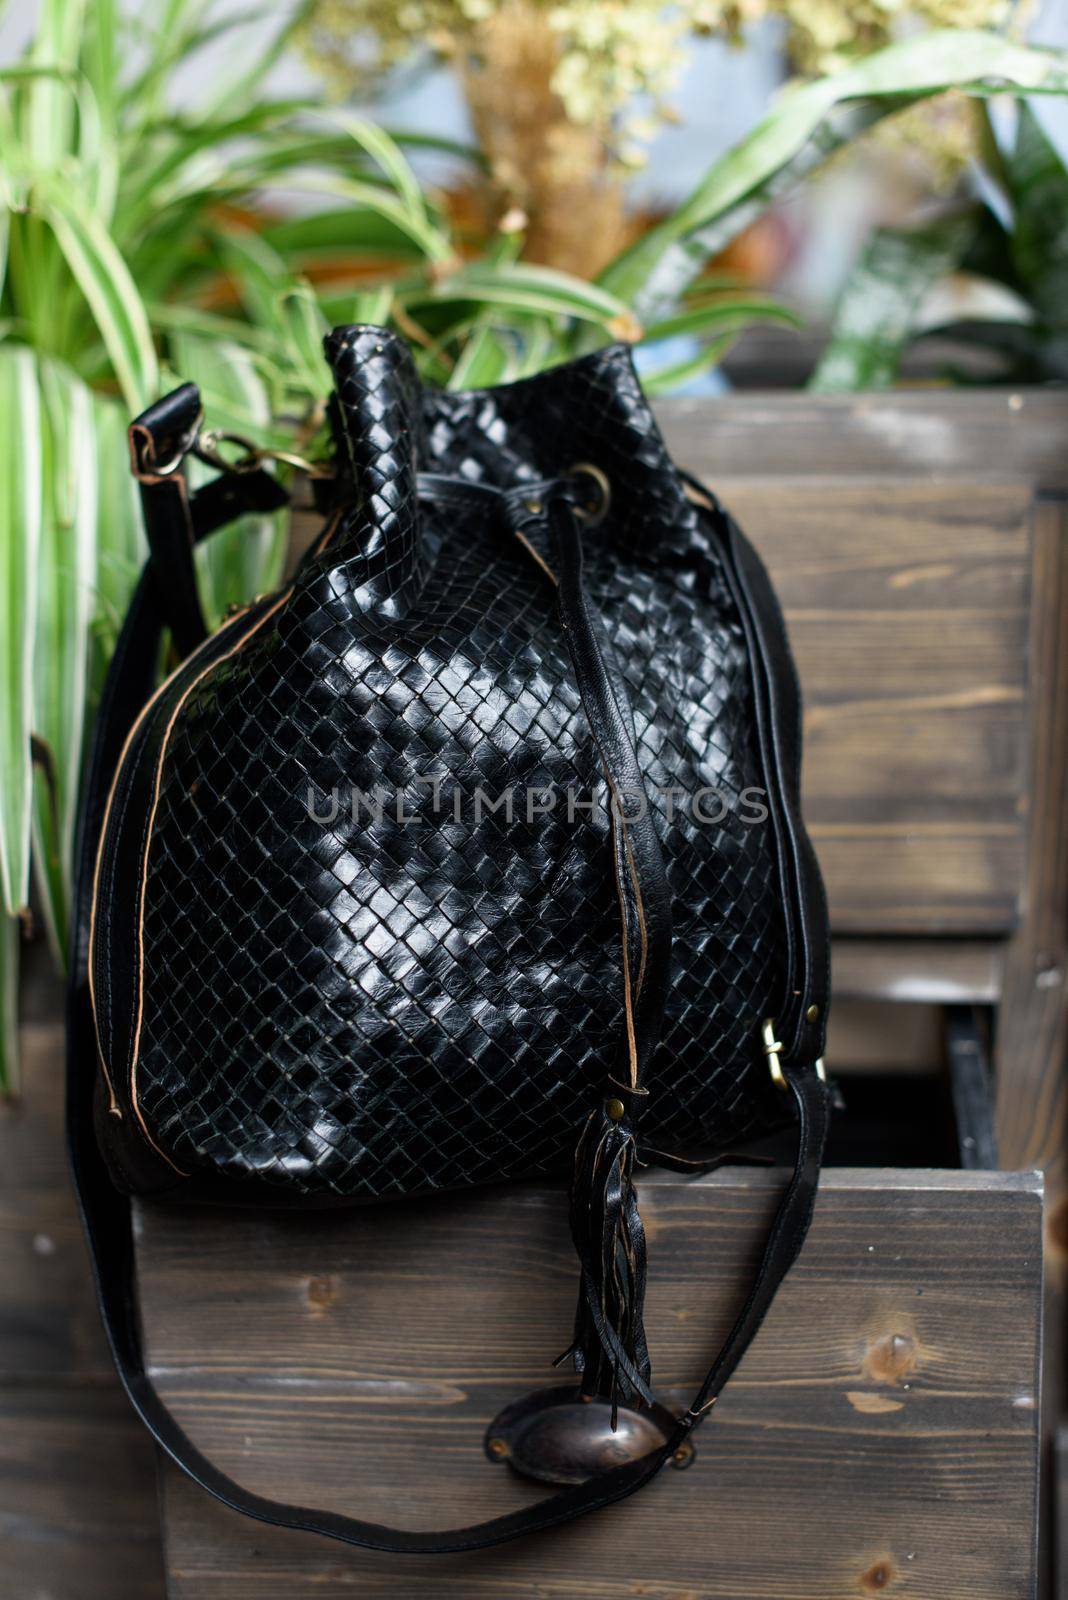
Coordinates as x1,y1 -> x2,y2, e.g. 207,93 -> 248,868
94,328 -> 792,1202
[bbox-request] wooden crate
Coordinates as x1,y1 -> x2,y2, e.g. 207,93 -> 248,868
139,1167 -> 1043,1599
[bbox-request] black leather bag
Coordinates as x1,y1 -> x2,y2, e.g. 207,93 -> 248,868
68,325 -> 831,1553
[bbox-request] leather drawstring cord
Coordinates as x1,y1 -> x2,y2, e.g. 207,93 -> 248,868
498,482 -> 674,1430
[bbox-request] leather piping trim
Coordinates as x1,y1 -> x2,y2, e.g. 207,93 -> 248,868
86,596 -> 279,1111
127,591 -> 292,1171
89,509 -> 344,1160
88,662 -> 196,1115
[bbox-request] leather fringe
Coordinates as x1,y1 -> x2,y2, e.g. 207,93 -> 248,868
556,1106 -> 655,1424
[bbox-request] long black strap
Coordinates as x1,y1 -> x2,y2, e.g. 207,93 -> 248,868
67,393 -> 831,1554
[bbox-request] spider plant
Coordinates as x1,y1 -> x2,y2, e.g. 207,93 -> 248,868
2,4 -> 1067,1094
811,101 -> 1068,389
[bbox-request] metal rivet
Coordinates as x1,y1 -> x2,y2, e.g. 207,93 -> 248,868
524,497 -> 543,515
806,1003 -> 820,1023
604,1097 -> 625,1122
487,1436 -> 510,1461
671,1439 -> 695,1470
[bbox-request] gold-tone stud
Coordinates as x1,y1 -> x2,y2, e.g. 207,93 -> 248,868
524,497 -> 544,515
605,1097 -> 626,1122
806,1003 -> 820,1023
671,1439 -> 696,1469
486,1436 -> 510,1460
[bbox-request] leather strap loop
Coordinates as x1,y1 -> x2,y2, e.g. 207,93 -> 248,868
127,386 -> 289,660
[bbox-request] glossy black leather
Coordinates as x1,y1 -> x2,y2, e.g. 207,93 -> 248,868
90,326 -> 828,1204
69,326 -> 833,1554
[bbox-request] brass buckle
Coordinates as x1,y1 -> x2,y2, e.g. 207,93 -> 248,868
762,1017 -> 826,1091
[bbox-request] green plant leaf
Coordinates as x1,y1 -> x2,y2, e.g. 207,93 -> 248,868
37,174 -> 158,408
0,913 -> 18,1099
600,30 -> 1068,324
1007,102 -> 1068,330
89,395 -> 144,696
413,262 -> 639,336
279,171 -> 455,265
320,111 -> 428,225
447,324 -> 518,389
197,2 -> 315,119
149,299 -> 282,356
639,333 -> 735,396
809,212 -> 976,392
0,346 -> 42,916
258,206 -> 430,265
31,358 -> 97,965
349,285 -> 394,326
26,0 -> 88,164
216,228 -> 329,403
645,294 -> 800,342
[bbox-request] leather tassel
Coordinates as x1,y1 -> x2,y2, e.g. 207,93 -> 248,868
556,1105 -> 655,1424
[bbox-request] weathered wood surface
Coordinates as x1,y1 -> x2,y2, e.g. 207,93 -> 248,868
1059,1429 -> 1068,1600
993,496 -> 1068,1587
828,938 -> 1004,1004
0,1384 -> 166,1600
659,388 -> 1068,487
718,478 -> 1032,935
142,1169 -> 1043,1599
0,1014 -> 110,1381
0,966 -> 165,1600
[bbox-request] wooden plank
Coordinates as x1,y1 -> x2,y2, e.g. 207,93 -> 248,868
825,997 -> 943,1075
1059,1428 -> 1068,1600
0,1006 -> 112,1380
0,1382 -> 165,1600
992,497 -> 1068,1595
0,952 -> 112,1381
830,939 -> 1004,1004
719,480 -> 1032,934
659,388 -> 1068,487
142,1168 -> 1043,1599
0,957 -> 166,1599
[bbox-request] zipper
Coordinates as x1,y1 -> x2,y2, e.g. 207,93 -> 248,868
90,508 -> 343,1128
88,595 -> 273,1119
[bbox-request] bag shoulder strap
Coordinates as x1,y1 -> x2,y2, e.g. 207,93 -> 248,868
67,390 -> 831,1555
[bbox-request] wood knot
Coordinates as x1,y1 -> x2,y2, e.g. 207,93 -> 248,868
306,1274 -> 337,1310
861,1557 -> 896,1592
864,1332 -> 918,1385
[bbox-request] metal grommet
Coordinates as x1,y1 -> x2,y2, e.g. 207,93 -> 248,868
604,1096 -> 626,1122
568,462 -> 610,527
